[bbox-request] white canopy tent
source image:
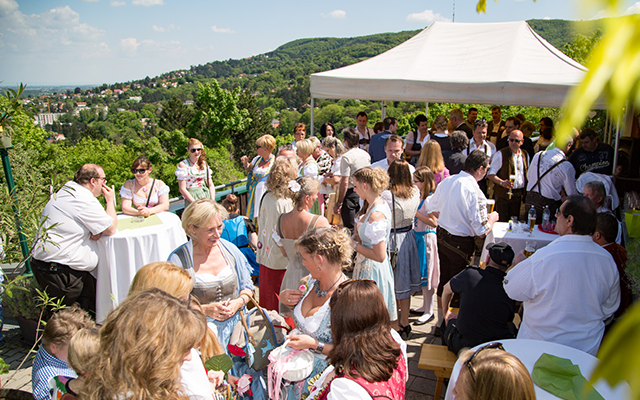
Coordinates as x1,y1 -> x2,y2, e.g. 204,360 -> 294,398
309,20 -> 606,109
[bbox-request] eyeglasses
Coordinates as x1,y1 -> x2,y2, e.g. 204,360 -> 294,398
94,176 -> 108,184
131,168 -> 147,174
555,208 -> 568,219
190,148 -> 203,153
508,138 -> 522,143
463,342 -> 505,382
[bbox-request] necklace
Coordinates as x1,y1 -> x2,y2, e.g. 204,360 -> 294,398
314,273 -> 345,297
260,155 -> 272,164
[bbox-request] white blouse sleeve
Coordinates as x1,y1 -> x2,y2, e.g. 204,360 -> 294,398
156,183 -> 170,197
303,163 -> 319,178
364,219 -> 388,245
175,166 -> 189,181
327,378 -> 372,400
119,185 -> 133,199
381,190 -> 393,211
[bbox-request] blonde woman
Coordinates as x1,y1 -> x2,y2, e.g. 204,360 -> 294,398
81,289 -> 206,400
417,140 -> 450,185
351,167 -> 397,323
274,176 -> 330,314
296,139 -> 319,178
129,261 -> 226,400
175,138 -> 215,206
452,344 -> 536,400
256,157 -> 296,311
241,134 -> 276,220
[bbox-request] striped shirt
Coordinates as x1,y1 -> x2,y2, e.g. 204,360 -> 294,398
32,345 -> 77,400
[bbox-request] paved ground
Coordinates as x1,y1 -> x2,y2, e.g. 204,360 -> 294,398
0,295 -> 447,399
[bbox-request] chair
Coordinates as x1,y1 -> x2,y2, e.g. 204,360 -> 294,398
418,344 -> 458,400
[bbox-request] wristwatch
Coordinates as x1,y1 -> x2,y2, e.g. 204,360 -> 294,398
316,342 -> 325,353
336,202 -> 343,206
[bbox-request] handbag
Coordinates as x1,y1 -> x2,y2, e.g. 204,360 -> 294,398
388,192 -> 399,271
228,294 -> 291,370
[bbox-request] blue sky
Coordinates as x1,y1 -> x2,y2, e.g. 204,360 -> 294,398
1,0 -> 639,86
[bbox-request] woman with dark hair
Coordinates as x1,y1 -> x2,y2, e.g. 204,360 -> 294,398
121,155 -> 170,216
319,122 -> 335,139
308,280 -> 407,399
534,117 -> 554,153
381,160 -> 420,338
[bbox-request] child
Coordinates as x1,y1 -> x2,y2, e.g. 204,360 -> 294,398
49,327 -> 100,400
32,306 -> 95,400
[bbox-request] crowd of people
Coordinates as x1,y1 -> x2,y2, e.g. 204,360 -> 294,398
27,107 -> 630,400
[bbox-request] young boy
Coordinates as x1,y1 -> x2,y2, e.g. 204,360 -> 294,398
32,306 -> 94,400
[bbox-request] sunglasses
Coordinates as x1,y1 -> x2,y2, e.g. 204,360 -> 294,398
508,138 -> 522,143
464,342 -> 505,381
131,168 -> 147,174
190,148 -> 203,153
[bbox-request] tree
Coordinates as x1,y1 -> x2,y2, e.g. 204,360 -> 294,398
563,29 -> 602,65
187,80 -> 251,148
159,96 -> 194,131
229,92 -> 274,167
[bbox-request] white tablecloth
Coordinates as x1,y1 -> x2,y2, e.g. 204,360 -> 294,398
480,222 -> 558,262
95,212 -> 187,323
444,339 -> 629,400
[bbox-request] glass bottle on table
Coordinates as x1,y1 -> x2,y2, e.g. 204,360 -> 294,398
528,207 -> 536,237
541,205 -> 551,231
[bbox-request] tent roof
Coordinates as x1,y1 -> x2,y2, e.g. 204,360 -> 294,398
310,21 -> 601,108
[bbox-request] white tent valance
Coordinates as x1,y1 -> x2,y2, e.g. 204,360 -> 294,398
310,21 -> 605,109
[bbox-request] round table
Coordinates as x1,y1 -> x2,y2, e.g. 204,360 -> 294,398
444,339 -> 629,400
480,222 -> 558,261
95,212 -> 187,323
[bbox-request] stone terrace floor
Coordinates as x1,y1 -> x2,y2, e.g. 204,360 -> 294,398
1,295 -> 447,399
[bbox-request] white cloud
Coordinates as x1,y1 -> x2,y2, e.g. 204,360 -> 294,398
120,37 -> 184,57
328,9 -> 346,19
132,0 -> 164,6
152,23 -> 176,32
624,1 -> 640,14
543,16 -> 551,20
406,9 -> 451,23
110,0 -> 125,6
211,25 -> 235,33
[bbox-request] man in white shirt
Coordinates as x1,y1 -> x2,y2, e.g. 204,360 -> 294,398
32,164 -> 118,314
525,138 -> 577,223
335,128 -> 371,233
372,135 -> 416,174
463,119 -> 495,195
426,150 -> 499,321
488,129 -> 528,221
504,195 -> 620,356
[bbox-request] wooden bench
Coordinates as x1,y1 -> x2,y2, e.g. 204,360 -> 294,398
418,344 -> 459,400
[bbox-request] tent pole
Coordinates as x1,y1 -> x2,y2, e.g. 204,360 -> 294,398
382,101 -> 387,120
612,105 -> 627,176
310,98 -> 315,136
425,102 -> 429,117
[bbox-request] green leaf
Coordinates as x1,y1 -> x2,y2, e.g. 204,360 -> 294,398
204,353 -> 233,374
476,0 -> 487,13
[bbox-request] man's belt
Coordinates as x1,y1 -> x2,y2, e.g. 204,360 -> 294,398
31,259 -> 71,273
436,227 -> 474,262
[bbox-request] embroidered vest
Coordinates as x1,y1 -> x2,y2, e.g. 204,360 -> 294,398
318,355 -> 407,400
494,147 -> 528,199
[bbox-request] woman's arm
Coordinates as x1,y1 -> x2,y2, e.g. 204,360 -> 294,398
287,334 -> 334,355
354,211 -> 387,263
415,210 -> 438,227
120,181 -> 140,216
178,180 -> 196,203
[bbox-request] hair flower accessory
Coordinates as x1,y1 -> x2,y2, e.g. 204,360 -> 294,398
288,180 -> 301,193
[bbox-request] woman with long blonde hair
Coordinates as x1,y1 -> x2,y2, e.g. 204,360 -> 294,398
351,167 -> 397,324
82,289 -> 206,400
129,262 -> 225,399
175,138 -> 215,206
417,140 -> 450,185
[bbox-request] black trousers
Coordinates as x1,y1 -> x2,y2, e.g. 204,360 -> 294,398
340,188 -> 360,235
496,189 -> 525,222
436,227 -> 475,306
31,258 -> 96,315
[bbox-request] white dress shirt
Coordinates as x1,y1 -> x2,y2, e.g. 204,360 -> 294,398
463,139 -> 496,158
504,234 -> 620,356
371,158 -> 416,174
526,147 -> 577,200
488,150 -> 528,189
425,171 -> 490,237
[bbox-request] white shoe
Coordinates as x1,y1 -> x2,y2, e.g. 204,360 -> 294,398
414,312 -> 435,326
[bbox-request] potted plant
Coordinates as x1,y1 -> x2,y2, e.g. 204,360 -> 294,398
2,274 -> 43,346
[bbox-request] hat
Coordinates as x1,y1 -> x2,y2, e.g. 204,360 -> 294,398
486,242 -> 515,267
